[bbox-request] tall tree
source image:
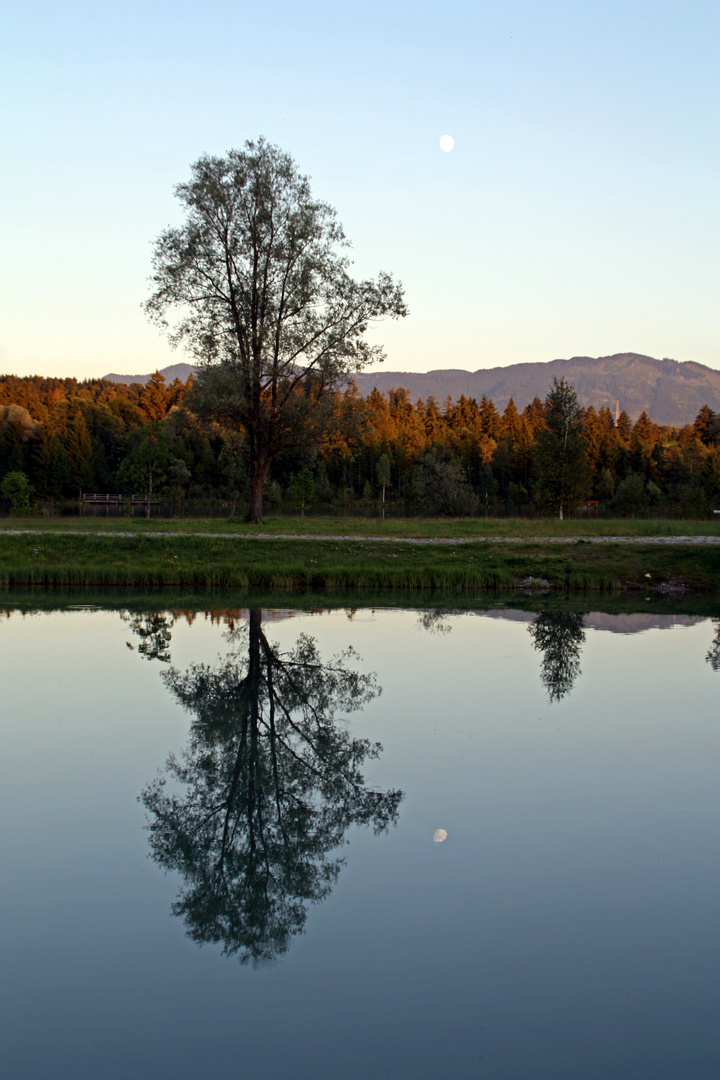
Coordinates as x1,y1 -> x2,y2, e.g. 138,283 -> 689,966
145,139 -> 406,522
533,378 -> 590,519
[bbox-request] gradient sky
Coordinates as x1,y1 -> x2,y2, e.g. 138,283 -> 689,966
1,0 -> 718,380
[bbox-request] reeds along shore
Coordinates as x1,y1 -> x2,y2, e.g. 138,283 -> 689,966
0,527 -> 718,593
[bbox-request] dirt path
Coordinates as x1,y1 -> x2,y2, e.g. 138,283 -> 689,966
3,530 -> 720,546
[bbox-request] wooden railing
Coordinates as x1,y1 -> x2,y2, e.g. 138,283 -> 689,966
82,494 -> 159,505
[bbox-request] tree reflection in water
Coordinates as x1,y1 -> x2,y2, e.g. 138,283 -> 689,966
141,610 -> 402,965
528,611 -> 585,702
122,611 -> 175,662
706,621 -> 720,672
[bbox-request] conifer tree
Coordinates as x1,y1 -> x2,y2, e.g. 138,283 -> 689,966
533,378 -> 590,519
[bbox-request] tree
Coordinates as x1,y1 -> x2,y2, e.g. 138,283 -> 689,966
65,407 -> 95,496
1,470 -> 33,513
376,453 -> 391,516
288,467 -> 314,516
218,431 -> 248,516
141,371 -> 171,422
412,449 -> 478,516
117,423 -> 172,517
141,610 -> 402,964
533,378 -> 590,519
145,139 -> 407,523
613,472 -> 646,515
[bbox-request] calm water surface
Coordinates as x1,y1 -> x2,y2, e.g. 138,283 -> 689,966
2,604 -> 718,1080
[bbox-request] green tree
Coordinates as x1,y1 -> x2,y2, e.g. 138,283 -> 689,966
65,407 -> 95,496
117,423 -> 172,517
288,467 -> 315,516
376,453 -> 391,516
145,139 -> 406,523
1,470 -> 33,513
412,450 -> 478,516
613,472 -> 646,515
533,378 -> 590,519
218,431 -> 247,516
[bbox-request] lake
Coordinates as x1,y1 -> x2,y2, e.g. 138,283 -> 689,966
2,600 -> 718,1080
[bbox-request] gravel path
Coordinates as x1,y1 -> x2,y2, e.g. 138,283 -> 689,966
3,530 -> 720,546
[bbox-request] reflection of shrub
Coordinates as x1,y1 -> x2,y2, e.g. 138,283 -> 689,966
1,470 -> 34,513
412,451 -> 478,516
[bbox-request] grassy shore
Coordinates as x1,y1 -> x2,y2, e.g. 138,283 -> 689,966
0,518 -> 718,593
1,514 -> 717,538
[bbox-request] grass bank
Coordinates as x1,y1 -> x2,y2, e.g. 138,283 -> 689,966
0,527 -> 718,593
1,515 -> 718,539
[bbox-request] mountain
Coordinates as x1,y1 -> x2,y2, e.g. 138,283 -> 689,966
102,353 -> 720,426
102,362 -> 196,386
351,354 -> 720,426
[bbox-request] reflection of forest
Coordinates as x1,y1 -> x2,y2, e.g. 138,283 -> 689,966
528,612 -> 585,702
141,610 -> 402,964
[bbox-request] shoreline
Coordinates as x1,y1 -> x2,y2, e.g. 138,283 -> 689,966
1,526 -> 718,594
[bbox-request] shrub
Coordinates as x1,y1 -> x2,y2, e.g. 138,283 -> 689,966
1,470 -> 34,513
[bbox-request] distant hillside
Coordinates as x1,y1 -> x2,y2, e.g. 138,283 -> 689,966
103,353 -> 720,426
103,363 -> 195,386
352,354 -> 720,427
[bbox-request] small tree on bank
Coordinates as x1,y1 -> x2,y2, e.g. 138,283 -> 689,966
376,453 -> 391,516
1,470 -> 33,513
533,378 -> 590,519
145,139 -> 406,523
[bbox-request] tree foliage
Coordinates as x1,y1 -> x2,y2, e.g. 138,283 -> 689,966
145,139 -> 407,522
1,470 -> 33,512
1,370 -> 719,518
533,378 -> 590,519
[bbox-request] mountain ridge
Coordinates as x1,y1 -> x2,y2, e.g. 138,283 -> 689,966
102,353 -> 720,426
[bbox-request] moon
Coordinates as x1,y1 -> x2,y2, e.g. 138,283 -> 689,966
433,829 -> 448,843
439,134 -> 454,153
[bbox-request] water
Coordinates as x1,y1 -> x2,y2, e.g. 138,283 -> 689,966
1,602 -> 718,1080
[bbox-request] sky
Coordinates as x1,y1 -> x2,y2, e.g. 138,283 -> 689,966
1,0 -> 718,380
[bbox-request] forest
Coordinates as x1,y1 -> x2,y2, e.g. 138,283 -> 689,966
1,369 -> 719,517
